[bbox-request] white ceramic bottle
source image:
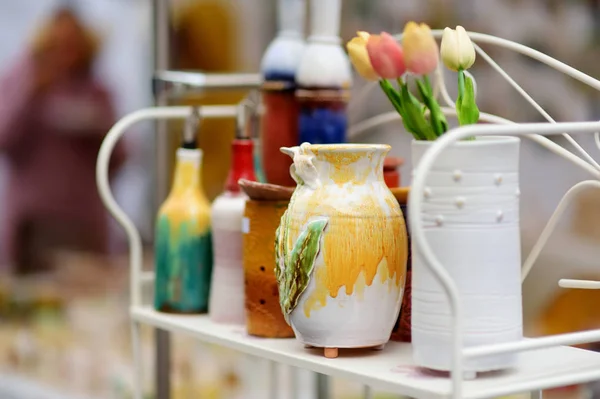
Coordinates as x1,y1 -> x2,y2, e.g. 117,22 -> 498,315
295,0 -> 352,144
260,0 -> 306,82
209,126 -> 257,324
296,0 -> 351,89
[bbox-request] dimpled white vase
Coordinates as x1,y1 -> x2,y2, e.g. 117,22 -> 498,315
411,136 -> 523,374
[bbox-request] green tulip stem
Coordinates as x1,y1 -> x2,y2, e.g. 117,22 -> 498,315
423,74 -> 433,94
396,77 -> 404,91
458,69 -> 466,99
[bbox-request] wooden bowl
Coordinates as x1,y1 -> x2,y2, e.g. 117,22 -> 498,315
239,179 -> 294,201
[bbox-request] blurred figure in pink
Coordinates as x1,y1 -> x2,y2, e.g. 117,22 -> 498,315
0,6 -> 127,274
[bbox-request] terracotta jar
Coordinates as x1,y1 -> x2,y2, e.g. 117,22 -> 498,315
384,157 -> 404,188
383,156 -> 411,342
390,187 -> 411,342
240,180 -> 295,338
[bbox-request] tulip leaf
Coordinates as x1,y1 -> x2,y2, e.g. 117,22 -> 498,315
416,78 -> 448,137
401,83 -> 436,141
399,79 -> 431,140
456,71 -> 480,128
379,80 -> 404,116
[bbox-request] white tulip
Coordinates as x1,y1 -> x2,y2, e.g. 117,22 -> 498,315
440,26 -> 476,71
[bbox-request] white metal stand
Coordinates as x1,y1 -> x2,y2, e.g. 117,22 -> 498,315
97,30 -> 600,399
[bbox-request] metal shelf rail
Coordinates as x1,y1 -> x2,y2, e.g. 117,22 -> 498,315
153,70 -> 262,98
97,31 -> 600,399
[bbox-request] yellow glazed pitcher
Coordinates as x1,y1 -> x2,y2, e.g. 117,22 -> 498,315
275,143 -> 408,358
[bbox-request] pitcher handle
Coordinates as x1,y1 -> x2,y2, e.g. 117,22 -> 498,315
281,143 -> 321,190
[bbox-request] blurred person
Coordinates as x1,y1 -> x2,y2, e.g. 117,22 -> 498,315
0,6 -> 127,274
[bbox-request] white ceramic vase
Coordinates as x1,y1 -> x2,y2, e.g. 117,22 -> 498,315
411,136 -> 523,373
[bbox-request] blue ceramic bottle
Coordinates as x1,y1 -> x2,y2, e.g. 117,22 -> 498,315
295,0 -> 352,144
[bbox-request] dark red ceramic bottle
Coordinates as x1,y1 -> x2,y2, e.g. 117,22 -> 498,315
225,138 -> 257,193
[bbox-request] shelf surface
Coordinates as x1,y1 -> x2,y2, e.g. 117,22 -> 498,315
132,306 -> 600,399
0,374 -> 94,399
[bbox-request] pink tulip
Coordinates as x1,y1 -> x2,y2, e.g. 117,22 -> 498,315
366,32 -> 406,79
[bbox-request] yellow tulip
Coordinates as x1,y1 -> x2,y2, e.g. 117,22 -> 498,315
346,31 -> 379,81
402,22 -> 439,75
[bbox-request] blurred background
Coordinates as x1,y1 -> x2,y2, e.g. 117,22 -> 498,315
1,0 -> 600,398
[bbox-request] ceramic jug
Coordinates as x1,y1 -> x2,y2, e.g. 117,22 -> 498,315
275,143 -> 408,358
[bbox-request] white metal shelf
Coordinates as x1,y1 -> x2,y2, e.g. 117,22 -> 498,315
132,305 -> 600,399
97,28 -> 600,399
97,109 -> 600,399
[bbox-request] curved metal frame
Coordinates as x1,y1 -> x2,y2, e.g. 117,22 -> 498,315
409,121 -> 600,399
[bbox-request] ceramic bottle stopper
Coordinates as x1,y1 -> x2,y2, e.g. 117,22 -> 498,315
209,104 -> 257,324
295,0 -> 352,144
154,116 -> 213,313
260,0 -> 306,186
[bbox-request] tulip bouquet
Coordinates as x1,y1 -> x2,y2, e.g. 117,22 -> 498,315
347,22 -> 479,141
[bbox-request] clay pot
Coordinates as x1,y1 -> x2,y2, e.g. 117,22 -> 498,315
390,187 -> 412,343
239,179 -> 295,338
384,157 -> 404,188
